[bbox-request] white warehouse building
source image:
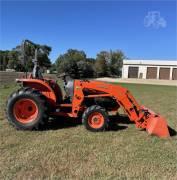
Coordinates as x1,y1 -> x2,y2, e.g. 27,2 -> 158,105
122,60 -> 177,80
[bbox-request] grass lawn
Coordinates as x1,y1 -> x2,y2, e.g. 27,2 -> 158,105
0,82 -> 177,179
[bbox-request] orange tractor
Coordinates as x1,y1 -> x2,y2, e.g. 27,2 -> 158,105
6,43 -> 170,137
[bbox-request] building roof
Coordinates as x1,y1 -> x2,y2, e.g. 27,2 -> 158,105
123,59 -> 177,66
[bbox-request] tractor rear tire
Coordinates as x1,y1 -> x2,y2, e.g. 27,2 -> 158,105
82,105 -> 109,132
6,88 -> 48,130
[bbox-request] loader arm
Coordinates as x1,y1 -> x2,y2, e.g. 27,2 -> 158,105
73,80 -> 169,137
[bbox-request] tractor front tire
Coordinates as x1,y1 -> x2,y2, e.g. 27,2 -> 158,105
6,88 -> 48,130
82,105 -> 109,132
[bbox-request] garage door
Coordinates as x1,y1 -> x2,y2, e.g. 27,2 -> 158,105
172,68 -> 177,80
159,68 -> 170,80
146,67 -> 157,79
128,67 -> 139,78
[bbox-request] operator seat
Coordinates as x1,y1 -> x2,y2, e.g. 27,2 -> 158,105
62,74 -> 74,102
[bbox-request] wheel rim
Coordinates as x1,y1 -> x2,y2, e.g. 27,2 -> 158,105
88,112 -> 104,129
13,98 -> 38,124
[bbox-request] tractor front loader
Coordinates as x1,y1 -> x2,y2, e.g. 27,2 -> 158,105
6,77 -> 169,137
5,41 -> 170,137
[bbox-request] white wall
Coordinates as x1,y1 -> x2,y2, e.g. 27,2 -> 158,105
122,65 -> 129,78
122,65 -> 147,79
122,64 -> 176,80
138,66 -> 147,79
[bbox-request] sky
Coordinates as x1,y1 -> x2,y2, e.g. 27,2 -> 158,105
0,0 -> 176,62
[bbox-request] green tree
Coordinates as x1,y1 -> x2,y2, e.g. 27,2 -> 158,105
18,40 -> 52,71
50,63 -> 57,73
77,60 -> 94,78
56,49 -> 87,78
0,50 -> 25,71
86,58 -> 95,64
109,50 -> 125,77
0,50 -> 9,71
95,51 -> 109,77
7,51 -> 19,69
95,50 -> 125,77
6,40 -> 51,72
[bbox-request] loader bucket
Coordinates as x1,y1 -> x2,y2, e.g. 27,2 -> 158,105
146,116 -> 170,138
140,106 -> 170,138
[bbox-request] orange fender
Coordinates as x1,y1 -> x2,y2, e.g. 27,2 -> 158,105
16,78 -> 57,106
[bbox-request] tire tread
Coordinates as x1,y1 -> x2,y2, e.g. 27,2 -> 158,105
6,88 -> 48,130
